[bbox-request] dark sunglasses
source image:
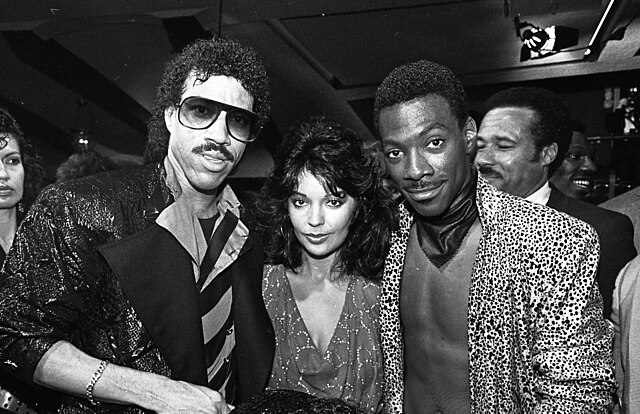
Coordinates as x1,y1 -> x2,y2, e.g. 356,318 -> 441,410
177,96 -> 261,143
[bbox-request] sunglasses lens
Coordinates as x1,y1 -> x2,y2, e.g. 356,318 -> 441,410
178,97 -> 259,142
180,97 -> 220,129
227,110 -> 257,141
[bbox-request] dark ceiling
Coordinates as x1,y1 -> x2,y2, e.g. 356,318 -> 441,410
0,0 -> 639,177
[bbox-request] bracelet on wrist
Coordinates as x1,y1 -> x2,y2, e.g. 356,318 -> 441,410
86,360 -> 109,406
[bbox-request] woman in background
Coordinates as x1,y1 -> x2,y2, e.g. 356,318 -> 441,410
258,117 -> 394,413
0,107 -> 48,266
0,107 -> 53,413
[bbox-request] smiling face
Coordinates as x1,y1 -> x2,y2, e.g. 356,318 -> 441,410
288,171 -> 357,261
550,131 -> 596,199
378,95 -> 475,218
474,106 -> 556,198
0,135 -> 24,210
164,74 -> 254,193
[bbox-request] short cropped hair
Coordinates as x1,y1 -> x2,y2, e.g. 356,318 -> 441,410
0,107 -> 48,210
374,60 -> 469,134
145,37 -> 271,163
258,116 -> 394,280
485,87 -> 572,175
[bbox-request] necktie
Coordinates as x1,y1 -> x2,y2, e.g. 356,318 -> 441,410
198,212 -> 238,402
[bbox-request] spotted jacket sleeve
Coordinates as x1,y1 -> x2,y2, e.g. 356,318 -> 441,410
531,225 -> 617,413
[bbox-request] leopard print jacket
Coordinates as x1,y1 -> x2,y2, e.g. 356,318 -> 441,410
380,174 -> 616,413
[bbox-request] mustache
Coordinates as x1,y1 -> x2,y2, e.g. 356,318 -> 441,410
404,179 -> 440,191
192,142 -> 235,162
478,166 -> 502,178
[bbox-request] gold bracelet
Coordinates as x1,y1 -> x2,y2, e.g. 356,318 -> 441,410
86,360 -> 109,406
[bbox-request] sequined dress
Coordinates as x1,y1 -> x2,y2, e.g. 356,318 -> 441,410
262,264 -> 383,414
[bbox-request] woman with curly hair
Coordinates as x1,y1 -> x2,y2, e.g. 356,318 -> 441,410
0,107 -> 48,264
258,117 -> 394,414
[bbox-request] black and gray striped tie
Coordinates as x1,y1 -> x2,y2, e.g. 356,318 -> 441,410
197,212 -> 237,402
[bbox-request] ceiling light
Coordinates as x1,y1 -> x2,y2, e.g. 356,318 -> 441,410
514,16 -> 580,62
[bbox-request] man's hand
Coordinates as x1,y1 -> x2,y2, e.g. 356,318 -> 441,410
154,380 -> 232,414
34,341 -> 234,413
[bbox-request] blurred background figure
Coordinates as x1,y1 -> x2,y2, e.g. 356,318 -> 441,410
258,117 -> 394,414
55,151 -> 120,183
613,254 -> 640,414
601,188 -> 640,253
0,107 -> 55,413
0,107 -> 49,263
550,120 -> 597,200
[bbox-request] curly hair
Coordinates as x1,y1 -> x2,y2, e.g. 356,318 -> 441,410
0,107 -> 49,211
144,36 -> 271,163
374,59 -> 469,134
258,116 -> 394,281
485,87 -> 572,175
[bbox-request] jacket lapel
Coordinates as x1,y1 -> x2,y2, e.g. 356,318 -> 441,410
98,222 -> 208,385
380,202 -> 413,413
546,185 -> 569,211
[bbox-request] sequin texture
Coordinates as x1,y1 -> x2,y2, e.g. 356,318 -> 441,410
262,264 -> 384,414
0,165 -> 173,413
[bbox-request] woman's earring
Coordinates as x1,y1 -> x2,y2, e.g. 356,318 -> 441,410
17,201 -> 24,214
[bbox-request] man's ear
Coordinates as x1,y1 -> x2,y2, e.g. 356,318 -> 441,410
540,142 -> 558,167
462,116 -> 477,155
164,106 -> 177,131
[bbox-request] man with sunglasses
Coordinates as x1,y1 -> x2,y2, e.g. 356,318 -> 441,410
0,37 -> 274,414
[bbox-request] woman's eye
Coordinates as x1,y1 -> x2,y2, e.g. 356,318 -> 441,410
6,157 -> 21,166
291,198 -> 307,207
327,198 -> 343,207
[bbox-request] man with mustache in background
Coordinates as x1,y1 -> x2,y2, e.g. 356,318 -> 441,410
0,37 -> 274,413
474,87 -> 636,320
375,60 -> 616,413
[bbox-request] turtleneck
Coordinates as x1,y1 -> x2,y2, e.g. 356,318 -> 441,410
414,166 -> 478,268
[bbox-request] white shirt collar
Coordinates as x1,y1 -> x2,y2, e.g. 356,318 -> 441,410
524,181 -> 552,205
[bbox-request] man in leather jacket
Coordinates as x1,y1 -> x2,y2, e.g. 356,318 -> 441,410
0,37 -> 274,413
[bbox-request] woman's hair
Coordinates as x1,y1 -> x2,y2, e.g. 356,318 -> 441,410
0,107 -> 49,211
258,116 -> 394,280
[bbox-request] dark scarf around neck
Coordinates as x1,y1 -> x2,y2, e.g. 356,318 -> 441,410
414,167 -> 479,268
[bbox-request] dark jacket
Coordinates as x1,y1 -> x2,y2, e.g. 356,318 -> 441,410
547,185 -> 637,319
0,210 -> 60,414
0,164 -> 274,412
